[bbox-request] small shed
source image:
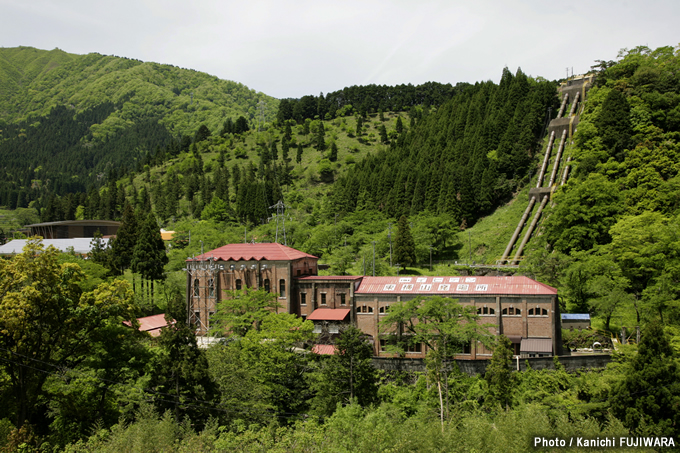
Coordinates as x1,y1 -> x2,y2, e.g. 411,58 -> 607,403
520,338 -> 553,358
561,313 -> 591,330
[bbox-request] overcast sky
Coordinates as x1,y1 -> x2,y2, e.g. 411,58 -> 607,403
1,0 -> 678,99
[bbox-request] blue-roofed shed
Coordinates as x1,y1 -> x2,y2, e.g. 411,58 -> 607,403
561,313 -> 590,330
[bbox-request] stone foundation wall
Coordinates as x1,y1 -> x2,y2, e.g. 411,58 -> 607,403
372,354 -> 611,375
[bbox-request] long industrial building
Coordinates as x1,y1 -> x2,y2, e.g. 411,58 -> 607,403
185,243 -> 562,358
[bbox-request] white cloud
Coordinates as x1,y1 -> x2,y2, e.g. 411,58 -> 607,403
1,0 -> 679,98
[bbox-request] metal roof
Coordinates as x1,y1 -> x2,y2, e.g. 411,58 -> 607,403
124,314 -> 174,337
0,238 -> 111,255
311,344 -> 337,355
355,276 -> 557,296
562,314 -> 590,320
188,243 -> 317,262
296,275 -> 363,281
520,338 -> 553,353
307,308 -> 351,321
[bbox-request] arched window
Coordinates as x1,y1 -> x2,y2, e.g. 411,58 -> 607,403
235,279 -> 242,290
367,306 -> 374,313
279,279 -> 286,297
208,278 -> 215,297
502,307 -> 521,316
264,279 -> 270,293
477,307 -> 495,315
193,279 -> 200,297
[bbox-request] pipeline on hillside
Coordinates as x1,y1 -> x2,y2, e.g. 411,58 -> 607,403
512,195 -> 549,265
536,131 -> 556,188
556,93 -> 569,119
560,156 -> 572,186
548,130 -> 567,187
568,91 -> 580,117
500,196 -> 537,263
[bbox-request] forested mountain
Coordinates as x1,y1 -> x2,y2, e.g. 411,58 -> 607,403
3,44 -> 680,450
331,69 -> 557,227
527,45 -> 680,327
277,81 -> 468,122
0,46 -> 277,210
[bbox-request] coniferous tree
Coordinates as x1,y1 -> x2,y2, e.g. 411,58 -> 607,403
379,124 -> 388,143
395,116 -> 404,134
131,213 -> 168,300
394,215 -> 416,269
296,142 -> 303,164
109,202 -> 139,277
484,335 -> 514,410
316,121 -> 326,151
329,142 -> 338,162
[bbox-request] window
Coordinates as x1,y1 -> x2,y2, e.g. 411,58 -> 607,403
406,342 -> 422,353
297,269 -> 301,276
380,339 -> 387,351
367,306 -> 373,313
357,306 -> 374,314
193,279 -> 200,297
279,279 -> 286,297
235,279 -> 242,290
339,293 -> 346,305
528,307 -> 548,316
194,311 -> 201,326
477,306 -> 495,315
321,293 -> 327,305
502,307 -> 520,316
379,306 -> 390,314
300,293 -> 307,305
208,278 -> 215,298
264,278 -> 270,293
461,341 -> 472,354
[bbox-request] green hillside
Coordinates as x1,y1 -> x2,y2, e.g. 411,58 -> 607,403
0,46 -> 278,136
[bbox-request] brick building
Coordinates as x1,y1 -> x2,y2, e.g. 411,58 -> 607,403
186,243 -> 562,358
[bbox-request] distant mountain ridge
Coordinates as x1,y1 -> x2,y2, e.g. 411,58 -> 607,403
0,46 -> 278,137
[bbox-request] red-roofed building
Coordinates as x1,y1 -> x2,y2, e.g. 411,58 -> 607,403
186,243 -> 562,358
124,313 -> 174,337
186,243 -> 319,334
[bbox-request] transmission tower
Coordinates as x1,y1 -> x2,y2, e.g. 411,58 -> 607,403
268,200 -> 291,245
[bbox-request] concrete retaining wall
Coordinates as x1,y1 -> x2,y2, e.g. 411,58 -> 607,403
372,354 -> 611,375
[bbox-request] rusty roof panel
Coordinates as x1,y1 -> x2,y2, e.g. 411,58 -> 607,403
189,243 -> 317,262
312,344 -> 337,355
355,276 -> 556,296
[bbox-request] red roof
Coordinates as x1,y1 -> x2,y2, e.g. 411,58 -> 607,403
123,314 -> 173,337
188,243 -> 317,262
312,344 -> 337,355
296,275 -> 363,281
307,308 -> 351,321
355,276 -> 557,296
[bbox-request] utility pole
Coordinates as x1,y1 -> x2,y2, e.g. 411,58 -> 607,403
372,241 -> 376,277
387,222 -> 393,267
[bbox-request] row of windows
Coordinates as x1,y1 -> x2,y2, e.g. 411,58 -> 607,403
300,293 -> 347,305
379,339 -> 422,353
192,278 -> 287,297
478,307 -> 549,316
